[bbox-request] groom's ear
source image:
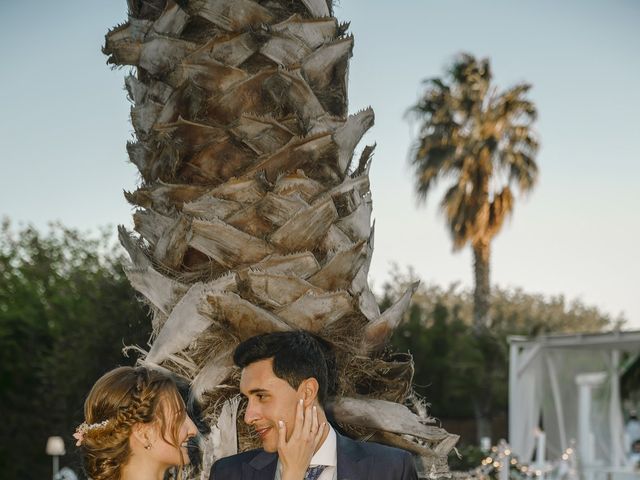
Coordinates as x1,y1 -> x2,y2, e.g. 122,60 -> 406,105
298,377 -> 319,406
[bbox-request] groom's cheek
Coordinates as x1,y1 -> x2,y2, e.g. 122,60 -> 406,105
263,427 -> 279,452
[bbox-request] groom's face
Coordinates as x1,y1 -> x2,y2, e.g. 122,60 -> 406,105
239,357 -> 301,452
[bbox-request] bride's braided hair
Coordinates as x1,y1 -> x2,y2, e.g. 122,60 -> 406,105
78,366 -> 186,480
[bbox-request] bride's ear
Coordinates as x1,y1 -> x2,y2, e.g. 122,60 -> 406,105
299,378 -> 320,406
130,423 -> 151,448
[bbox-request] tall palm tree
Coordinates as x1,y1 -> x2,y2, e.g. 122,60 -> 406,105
409,53 -> 539,330
104,1 -> 457,477
408,53 -> 539,440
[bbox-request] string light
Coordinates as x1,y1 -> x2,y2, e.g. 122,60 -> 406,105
454,441 -> 577,479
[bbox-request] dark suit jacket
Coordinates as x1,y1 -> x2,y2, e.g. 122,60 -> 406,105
209,432 -> 418,480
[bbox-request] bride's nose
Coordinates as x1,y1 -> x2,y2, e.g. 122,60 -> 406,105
186,416 -> 197,436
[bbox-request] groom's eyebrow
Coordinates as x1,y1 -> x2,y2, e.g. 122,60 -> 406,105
248,388 -> 269,395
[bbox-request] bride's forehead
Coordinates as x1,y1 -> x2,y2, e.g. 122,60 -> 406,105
156,390 -> 185,414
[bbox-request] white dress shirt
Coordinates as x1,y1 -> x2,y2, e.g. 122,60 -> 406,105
275,425 -> 337,480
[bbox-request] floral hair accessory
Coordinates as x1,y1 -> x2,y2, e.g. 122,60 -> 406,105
73,419 -> 111,446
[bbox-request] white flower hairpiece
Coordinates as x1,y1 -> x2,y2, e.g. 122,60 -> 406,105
73,419 -> 111,446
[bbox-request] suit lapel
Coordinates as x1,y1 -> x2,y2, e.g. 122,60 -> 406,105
336,433 -> 370,480
246,450 -> 278,480
240,434 -> 371,480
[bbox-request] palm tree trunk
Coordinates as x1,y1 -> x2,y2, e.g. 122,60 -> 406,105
104,0 -> 458,475
472,240 -> 493,443
472,240 -> 491,330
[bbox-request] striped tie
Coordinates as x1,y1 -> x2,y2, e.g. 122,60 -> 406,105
304,465 -> 326,480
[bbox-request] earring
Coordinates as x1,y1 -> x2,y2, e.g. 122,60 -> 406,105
145,443 -> 152,450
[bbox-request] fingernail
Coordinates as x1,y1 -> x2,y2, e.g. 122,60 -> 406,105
313,406 -> 317,411
299,398 -> 303,405
279,420 -> 284,428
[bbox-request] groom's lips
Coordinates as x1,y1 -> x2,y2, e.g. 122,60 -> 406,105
255,426 -> 272,439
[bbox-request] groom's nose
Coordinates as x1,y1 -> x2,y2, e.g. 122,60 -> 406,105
244,400 -> 260,424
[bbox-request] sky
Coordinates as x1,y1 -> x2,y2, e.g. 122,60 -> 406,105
1,0 -> 639,328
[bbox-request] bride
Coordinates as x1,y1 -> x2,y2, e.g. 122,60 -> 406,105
75,366 -> 323,480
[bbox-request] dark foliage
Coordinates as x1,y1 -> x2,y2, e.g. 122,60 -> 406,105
0,221 -> 150,478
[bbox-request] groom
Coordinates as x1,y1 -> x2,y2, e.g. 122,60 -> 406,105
209,331 -> 417,480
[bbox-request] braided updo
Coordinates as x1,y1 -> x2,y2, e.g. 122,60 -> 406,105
78,366 -> 187,480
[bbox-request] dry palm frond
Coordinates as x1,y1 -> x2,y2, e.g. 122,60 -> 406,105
106,1 -> 458,477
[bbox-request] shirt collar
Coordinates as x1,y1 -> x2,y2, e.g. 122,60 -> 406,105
310,424 -> 337,467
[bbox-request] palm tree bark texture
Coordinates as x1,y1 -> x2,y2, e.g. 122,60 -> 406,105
104,0 -> 458,477
408,54 -> 539,441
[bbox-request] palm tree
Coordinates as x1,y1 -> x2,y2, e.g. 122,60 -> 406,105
104,1 -> 457,477
408,53 -> 539,440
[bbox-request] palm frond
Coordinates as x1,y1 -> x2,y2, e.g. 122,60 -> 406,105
408,53 -> 539,248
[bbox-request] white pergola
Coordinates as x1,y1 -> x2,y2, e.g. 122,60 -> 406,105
508,330 -> 640,477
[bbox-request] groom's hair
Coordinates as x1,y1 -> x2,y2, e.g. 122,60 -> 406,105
233,331 -> 335,407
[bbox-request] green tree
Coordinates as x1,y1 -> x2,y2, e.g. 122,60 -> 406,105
407,53 -> 540,439
383,267 -> 622,440
0,221 -> 150,478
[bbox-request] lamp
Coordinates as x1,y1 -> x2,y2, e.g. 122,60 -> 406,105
46,436 -> 66,479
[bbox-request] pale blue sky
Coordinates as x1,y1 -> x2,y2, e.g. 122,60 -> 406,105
1,1 -> 638,327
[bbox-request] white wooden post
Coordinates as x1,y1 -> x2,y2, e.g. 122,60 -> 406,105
508,341 -> 519,452
576,372 -> 607,480
534,429 -> 546,480
498,439 -> 510,480
609,349 -> 625,467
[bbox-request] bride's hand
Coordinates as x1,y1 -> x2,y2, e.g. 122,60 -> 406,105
278,399 -> 327,480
